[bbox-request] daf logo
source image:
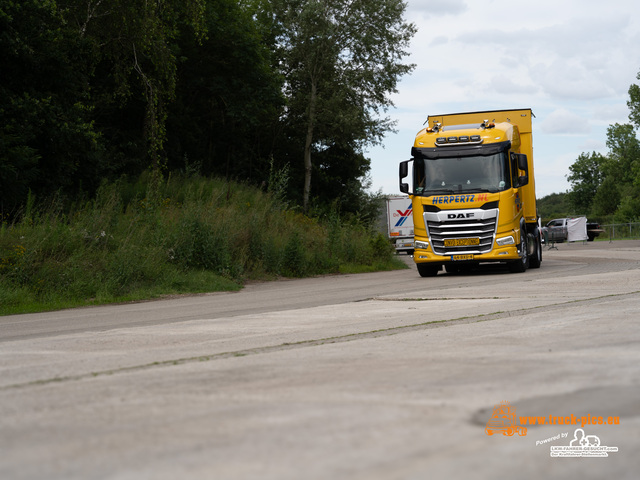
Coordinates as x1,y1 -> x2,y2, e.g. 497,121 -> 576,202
448,213 -> 475,219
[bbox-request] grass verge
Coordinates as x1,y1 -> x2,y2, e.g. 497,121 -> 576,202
1,173 -> 405,315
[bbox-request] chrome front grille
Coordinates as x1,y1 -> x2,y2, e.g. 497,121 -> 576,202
424,209 -> 498,255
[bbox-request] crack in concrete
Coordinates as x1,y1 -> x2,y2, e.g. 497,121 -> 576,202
3,291 -> 639,391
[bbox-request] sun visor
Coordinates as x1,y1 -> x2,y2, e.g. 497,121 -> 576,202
412,140 -> 511,159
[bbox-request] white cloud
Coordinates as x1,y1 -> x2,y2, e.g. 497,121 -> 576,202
408,0 -> 468,18
592,103 -> 632,128
578,139 -> 606,152
540,109 -> 591,135
487,76 -> 540,96
531,58 -> 618,101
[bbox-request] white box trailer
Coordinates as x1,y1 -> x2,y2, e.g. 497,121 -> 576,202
386,195 -> 414,254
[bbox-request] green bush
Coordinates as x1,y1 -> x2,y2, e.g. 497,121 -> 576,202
0,174 -> 404,314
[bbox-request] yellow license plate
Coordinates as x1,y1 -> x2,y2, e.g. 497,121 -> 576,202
452,254 -> 474,261
444,238 -> 480,247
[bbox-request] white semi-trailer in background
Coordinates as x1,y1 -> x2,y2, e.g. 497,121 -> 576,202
386,195 -> 414,254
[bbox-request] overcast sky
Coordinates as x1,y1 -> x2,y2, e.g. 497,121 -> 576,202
366,0 -> 640,198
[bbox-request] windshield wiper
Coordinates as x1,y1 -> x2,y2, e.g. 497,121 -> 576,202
462,188 -> 500,193
423,188 -> 456,195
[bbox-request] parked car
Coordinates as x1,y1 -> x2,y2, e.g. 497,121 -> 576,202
542,218 -> 604,243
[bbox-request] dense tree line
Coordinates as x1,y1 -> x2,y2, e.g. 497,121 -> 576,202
536,192 -> 572,223
0,0 -> 415,217
566,70 -> 640,222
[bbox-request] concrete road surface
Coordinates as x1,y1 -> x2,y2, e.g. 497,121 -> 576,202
1,240 -> 639,479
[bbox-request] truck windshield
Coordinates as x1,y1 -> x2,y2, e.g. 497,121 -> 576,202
414,152 -> 510,195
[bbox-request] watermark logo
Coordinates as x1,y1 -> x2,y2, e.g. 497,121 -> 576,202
484,400 -> 621,458
485,401 -> 528,437
485,400 -> 620,440
550,428 -> 619,457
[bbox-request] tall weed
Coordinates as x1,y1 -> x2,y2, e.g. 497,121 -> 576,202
0,174 -> 402,314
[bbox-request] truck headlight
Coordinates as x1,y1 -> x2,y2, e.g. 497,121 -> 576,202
496,236 -> 515,246
414,240 -> 429,249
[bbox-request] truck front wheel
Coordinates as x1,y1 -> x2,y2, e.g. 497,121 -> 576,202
528,229 -> 542,269
417,263 -> 440,277
508,226 -> 529,273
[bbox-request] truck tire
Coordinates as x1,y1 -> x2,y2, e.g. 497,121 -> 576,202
508,224 -> 529,273
528,228 -> 542,269
417,263 -> 440,277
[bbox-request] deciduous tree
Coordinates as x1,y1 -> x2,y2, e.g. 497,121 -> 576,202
63,0 -> 206,170
267,0 -> 416,211
627,70 -> 640,129
166,0 -> 284,181
0,0 -> 97,211
566,152 -> 605,213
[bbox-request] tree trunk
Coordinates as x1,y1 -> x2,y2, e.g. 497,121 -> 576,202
303,79 -> 317,213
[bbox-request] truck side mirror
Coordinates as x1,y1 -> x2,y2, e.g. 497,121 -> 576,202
514,153 -> 528,174
399,160 -> 410,194
510,153 -> 528,187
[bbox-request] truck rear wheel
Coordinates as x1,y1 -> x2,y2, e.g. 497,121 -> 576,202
417,263 -> 440,277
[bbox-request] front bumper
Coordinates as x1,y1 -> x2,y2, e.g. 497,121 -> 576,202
413,241 -> 520,264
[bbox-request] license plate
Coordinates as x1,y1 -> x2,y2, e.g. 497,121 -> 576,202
452,254 -> 474,261
444,237 -> 480,247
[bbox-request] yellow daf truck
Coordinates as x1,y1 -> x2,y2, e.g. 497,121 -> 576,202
399,109 -> 541,277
